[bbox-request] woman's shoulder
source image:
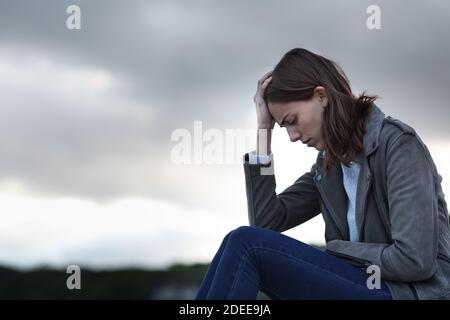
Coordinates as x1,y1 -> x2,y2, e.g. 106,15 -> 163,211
379,115 -> 418,149
382,115 -> 416,136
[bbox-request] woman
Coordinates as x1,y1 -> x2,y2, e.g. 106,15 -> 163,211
195,48 -> 450,300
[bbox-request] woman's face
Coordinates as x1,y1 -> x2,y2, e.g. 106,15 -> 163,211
267,86 -> 328,151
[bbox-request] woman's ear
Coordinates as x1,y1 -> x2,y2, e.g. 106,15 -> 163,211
314,86 -> 328,107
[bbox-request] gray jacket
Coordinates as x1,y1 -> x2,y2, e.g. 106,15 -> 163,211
243,103 -> 450,299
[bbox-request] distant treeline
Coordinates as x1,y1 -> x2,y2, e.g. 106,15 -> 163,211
0,263 -> 209,299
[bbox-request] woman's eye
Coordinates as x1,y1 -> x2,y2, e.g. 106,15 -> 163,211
289,118 -> 296,125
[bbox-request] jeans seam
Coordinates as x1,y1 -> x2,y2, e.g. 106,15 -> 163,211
228,248 -> 283,300
227,248 -> 251,299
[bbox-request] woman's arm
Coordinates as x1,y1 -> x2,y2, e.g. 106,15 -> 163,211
243,70 -> 321,232
243,155 -> 321,232
253,70 -> 274,156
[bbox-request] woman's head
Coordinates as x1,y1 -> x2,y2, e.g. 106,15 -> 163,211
267,86 -> 328,150
264,48 -> 378,171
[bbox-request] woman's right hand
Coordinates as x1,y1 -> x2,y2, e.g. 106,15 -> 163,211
253,70 -> 275,129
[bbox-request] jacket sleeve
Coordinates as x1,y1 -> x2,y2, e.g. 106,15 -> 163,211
326,133 -> 439,282
243,151 -> 321,232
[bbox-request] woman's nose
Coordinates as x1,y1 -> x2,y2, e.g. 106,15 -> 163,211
288,129 -> 302,142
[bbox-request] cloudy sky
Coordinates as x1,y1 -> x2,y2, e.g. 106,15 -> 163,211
0,0 -> 449,270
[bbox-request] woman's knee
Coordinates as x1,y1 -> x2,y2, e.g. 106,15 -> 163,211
227,225 -> 260,245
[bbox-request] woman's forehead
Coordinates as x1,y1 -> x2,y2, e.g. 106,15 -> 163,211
268,101 -> 303,115
268,102 -> 302,125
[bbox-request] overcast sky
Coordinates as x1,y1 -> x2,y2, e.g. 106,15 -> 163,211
0,0 -> 449,270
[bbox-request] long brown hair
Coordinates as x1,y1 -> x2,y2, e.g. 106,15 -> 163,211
264,48 -> 378,172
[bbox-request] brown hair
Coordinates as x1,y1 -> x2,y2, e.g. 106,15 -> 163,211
264,48 -> 378,172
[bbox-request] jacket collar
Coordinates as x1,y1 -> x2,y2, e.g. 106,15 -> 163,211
361,103 -> 386,158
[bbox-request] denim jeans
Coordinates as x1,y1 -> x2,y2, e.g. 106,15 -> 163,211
195,226 -> 392,300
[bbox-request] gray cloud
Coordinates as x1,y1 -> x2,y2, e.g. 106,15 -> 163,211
0,0 -> 449,207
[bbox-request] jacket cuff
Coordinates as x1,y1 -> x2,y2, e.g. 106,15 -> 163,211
246,150 -> 273,165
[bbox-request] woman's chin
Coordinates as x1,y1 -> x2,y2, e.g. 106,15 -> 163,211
314,142 -> 324,151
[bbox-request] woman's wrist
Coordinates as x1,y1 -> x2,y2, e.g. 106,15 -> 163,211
256,127 -> 272,155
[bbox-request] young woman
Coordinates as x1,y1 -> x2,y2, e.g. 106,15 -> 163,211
195,48 -> 450,300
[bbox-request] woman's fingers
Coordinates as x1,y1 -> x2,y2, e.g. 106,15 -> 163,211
257,70 -> 273,87
261,76 -> 272,90
254,70 -> 273,105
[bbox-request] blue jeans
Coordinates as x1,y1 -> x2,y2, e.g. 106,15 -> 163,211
195,226 -> 392,300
